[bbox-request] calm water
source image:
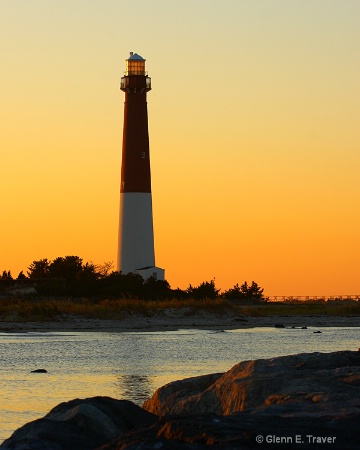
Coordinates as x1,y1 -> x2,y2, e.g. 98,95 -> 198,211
1,326 -> 359,443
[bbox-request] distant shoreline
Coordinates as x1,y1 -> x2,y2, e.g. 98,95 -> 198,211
1,313 -> 359,333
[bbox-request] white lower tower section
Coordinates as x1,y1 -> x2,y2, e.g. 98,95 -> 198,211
118,192 -> 164,280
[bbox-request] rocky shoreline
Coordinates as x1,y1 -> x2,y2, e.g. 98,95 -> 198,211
1,351 -> 359,449
0,312 -> 359,333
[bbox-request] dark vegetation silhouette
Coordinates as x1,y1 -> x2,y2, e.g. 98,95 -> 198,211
0,256 -> 266,302
186,279 -> 220,300
221,281 -> 264,304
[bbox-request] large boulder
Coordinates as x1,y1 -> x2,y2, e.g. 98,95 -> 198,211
97,407 -> 359,449
142,372 -> 224,416
143,350 -> 360,416
1,397 -> 157,450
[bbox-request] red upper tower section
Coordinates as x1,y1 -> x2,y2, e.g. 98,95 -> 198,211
120,53 -> 152,194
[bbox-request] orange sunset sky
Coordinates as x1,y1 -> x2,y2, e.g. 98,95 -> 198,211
1,1 -> 359,296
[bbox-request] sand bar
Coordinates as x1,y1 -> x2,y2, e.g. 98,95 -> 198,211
0,311 -> 359,333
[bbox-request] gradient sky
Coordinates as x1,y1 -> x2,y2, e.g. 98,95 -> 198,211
1,0 -> 359,296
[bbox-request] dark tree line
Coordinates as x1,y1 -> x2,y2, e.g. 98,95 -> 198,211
0,256 -> 265,302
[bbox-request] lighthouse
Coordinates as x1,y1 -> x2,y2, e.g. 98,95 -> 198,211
117,52 -> 164,281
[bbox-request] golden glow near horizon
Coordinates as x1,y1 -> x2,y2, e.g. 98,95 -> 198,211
1,1 -> 359,296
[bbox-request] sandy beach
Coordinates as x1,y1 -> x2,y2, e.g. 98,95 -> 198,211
0,310 -> 359,333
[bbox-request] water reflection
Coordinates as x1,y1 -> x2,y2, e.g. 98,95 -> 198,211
115,374 -> 154,404
1,327 -> 359,443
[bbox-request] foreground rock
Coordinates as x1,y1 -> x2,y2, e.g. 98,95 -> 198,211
2,351 -> 360,449
1,397 -> 157,450
143,350 -> 360,416
99,408 -> 358,449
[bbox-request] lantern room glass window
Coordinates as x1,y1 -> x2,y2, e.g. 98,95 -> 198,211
126,60 -> 146,75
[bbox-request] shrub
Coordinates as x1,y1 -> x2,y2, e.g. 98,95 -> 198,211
186,279 -> 220,300
222,281 -> 265,303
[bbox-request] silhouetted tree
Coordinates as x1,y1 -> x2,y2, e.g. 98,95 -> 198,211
143,277 -> 172,300
170,287 -> 188,300
16,271 -> 27,280
0,270 -> 13,290
95,261 -> 115,278
98,271 -> 145,298
1,270 -> 12,280
48,256 -> 84,280
27,259 -> 50,279
27,256 -> 100,296
187,279 -> 220,300
222,281 -> 265,303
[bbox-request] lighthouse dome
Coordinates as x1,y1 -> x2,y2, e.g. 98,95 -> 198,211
127,52 -> 145,61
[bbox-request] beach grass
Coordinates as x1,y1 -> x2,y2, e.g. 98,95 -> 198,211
0,297 -> 359,322
0,298 -> 238,322
240,302 -> 360,317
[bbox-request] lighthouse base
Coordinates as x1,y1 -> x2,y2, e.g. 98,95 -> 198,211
135,266 -> 165,281
118,192 -> 155,273
118,193 -> 165,280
